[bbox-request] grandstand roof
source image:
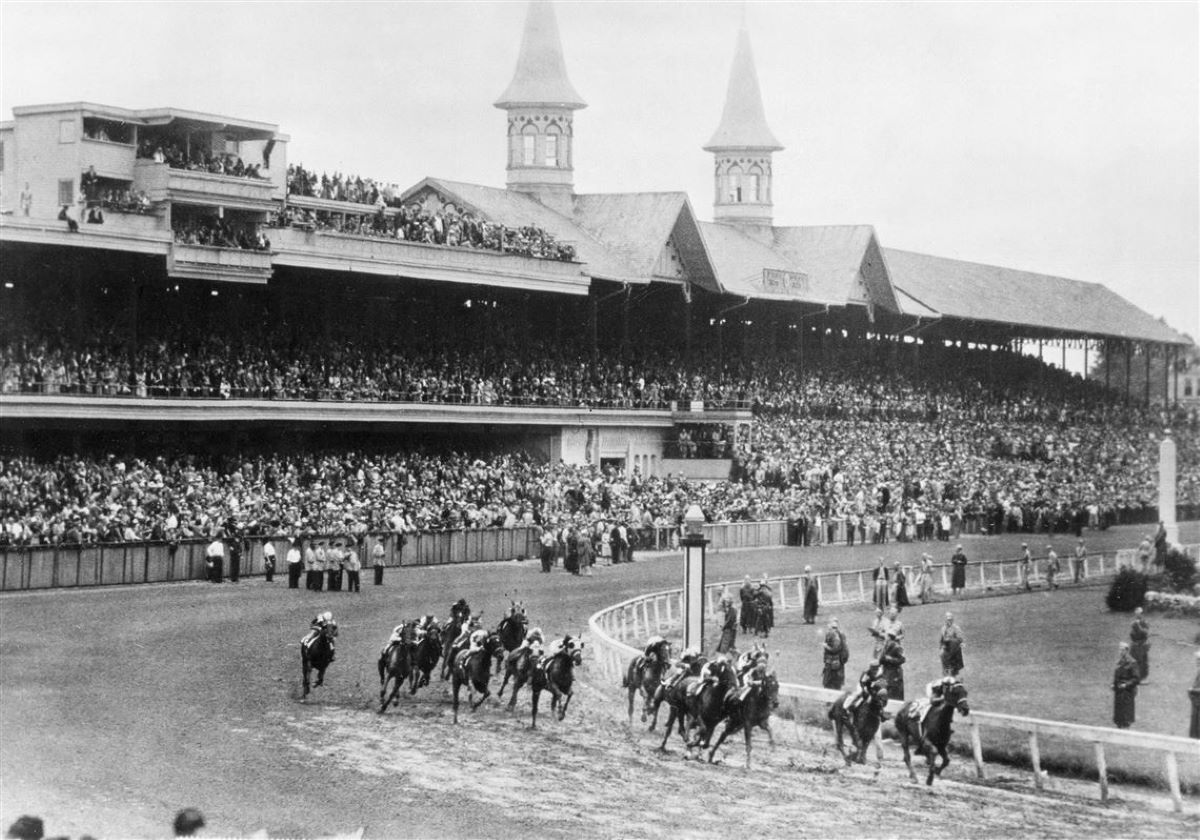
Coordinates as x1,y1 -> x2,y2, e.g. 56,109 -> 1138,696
884,248 -> 1191,345
572,192 -> 709,281
494,0 -> 587,110
703,28 -> 783,152
698,222 -> 846,306
404,177 -> 641,283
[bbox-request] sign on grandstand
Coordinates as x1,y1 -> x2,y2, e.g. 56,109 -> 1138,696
759,268 -> 811,296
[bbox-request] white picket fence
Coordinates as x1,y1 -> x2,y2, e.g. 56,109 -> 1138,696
588,551 -> 1199,812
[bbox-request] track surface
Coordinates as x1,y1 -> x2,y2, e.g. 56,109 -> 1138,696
1,524 -> 1197,838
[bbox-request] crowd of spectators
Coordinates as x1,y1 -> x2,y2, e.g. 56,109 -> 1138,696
95,187 -> 153,214
172,216 -> 270,251
281,173 -> 576,262
138,139 -> 268,180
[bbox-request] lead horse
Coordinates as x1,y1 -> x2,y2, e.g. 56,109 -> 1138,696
829,681 -> 890,765
494,602 -> 528,672
409,622 -> 442,694
450,631 -> 503,724
623,639 -> 671,730
894,681 -> 970,785
706,671 -> 780,768
301,623 -> 336,699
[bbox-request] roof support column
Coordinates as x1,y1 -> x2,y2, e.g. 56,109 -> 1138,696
1125,341 -> 1132,404
683,292 -> 692,367
621,284 -> 630,361
1061,339 -> 1066,373
1144,343 -> 1152,407
1163,344 -> 1170,409
590,295 -> 598,365
1104,340 -> 1110,391
1172,346 -> 1179,407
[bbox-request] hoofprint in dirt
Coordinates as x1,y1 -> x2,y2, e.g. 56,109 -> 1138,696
273,673 -> 1196,840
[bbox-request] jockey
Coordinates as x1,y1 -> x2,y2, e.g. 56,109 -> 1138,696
452,615 -> 482,652
463,628 -> 488,659
379,623 -> 406,660
925,675 -> 957,703
691,652 -> 733,696
663,646 -> 702,689
847,660 -> 884,712
450,598 -> 472,623
305,611 -> 337,660
415,614 -> 437,640
517,626 -> 545,653
736,647 -> 767,678
546,633 -> 575,660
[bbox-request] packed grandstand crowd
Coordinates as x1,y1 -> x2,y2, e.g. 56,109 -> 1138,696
1,325 -> 1196,546
282,165 -> 577,261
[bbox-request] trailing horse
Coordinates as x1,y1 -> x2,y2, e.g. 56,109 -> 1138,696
378,625 -> 415,712
655,675 -> 699,753
440,600 -> 473,680
409,622 -> 442,694
530,642 -> 583,729
623,639 -> 671,730
894,681 -> 971,785
450,631 -> 503,724
829,680 -> 890,765
300,623 -> 336,699
707,671 -> 780,768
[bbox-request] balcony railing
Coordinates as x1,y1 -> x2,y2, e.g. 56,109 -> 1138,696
167,243 -> 273,283
134,160 -> 277,210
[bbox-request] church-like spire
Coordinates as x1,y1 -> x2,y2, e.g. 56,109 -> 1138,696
494,0 -> 587,111
704,27 -> 782,152
705,25 -> 783,237
495,1 -> 585,215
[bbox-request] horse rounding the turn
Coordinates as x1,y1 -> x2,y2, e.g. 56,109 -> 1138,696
624,638 -> 671,730
829,680 -> 890,766
378,624 -> 415,712
450,631 -> 503,724
530,641 -> 583,729
894,680 -> 970,785
497,644 -> 537,710
494,602 -> 528,673
409,622 -> 442,694
706,670 -> 779,768
300,622 -> 336,699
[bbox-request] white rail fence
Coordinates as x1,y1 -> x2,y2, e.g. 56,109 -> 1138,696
588,551 -> 1199,812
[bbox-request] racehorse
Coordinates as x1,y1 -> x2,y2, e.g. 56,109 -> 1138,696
894,681 -> 971,785
441,610 -> 480,681
623,638 -> 672,730
530,641 -> 583,729
497,644 -> 537,709
655,675 -> 700,753
829,681 -> 890,765
450,631 -> 503,724
684,657 -> 739,751
706,671 -> 780,768
494,602 -> 528,671
409,622 -> 442,694
378,623 -> 415,712
300,622 -> 336,699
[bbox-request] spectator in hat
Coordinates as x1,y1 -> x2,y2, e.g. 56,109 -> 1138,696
940,612 -> 965,677
879,627 -> 906,701
286,537 -> 303,589
801,565 -> 819,624
345,540 -> 362,592
950,544 -> 968,596
372,538 -> 386,585
1112,642 -> 1139,729
1043,544 -> 1060,591
822,617 -> 849,690
1017,542 -> 1032,591
262,538 -> 277,582
1129,607 -> 1150,682
1189,650 -> 1200,739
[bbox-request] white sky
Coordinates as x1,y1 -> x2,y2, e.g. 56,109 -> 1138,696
2,1 -> 1197,342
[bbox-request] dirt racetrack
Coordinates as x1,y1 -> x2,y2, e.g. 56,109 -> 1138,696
2,524 -> 1198,838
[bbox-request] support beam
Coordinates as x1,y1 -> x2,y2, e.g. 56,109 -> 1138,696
1145,342 -> 1152,407
1125,341 -> 1132,404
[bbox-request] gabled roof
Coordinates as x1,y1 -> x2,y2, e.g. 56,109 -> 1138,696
704,28 -> 783,152
884,248 -> 1191,345
401,177 -> 640,283
698,222 -> 845,306
771,225 -> 899,313
572,192 -> 690,278
494,1 -> 586,110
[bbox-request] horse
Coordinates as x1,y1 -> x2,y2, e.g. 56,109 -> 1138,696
683,657 -> 740,751
497,643 -> 537,709
450,631 -> 503,724
655,675 -> 700,753
441,610 -> 481,681
894,681 -> 971,785
494,602 -> 528,672
707,670 -> 780,768
409,622 -> 442,694
623,638 -> 672,730
300,622 -> 336,699
530,642 -> 583,729
378,624 -> 415,712
829,680 -> 890,765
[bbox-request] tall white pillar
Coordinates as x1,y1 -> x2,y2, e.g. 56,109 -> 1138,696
1159,431 -> 1178,543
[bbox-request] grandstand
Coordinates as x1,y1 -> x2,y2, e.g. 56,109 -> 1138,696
0,2 -> 1195,555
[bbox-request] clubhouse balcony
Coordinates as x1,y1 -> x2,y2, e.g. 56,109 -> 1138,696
168,242 -> 273,283
133,160 -> 278,212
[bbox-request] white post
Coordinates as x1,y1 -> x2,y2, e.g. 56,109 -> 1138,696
1094,742 -> 1108,802
1160,433 -> 1178,543
836,574 -> 844,602
1029,733 -> 1044,790
1165,752 -> 1183,813
969,717 -> 986,780
779,580 -> 788,610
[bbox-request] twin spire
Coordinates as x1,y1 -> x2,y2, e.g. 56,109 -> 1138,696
495,2 -> 781,231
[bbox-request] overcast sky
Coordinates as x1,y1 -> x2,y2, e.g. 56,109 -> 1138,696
2,1 -> 1197,341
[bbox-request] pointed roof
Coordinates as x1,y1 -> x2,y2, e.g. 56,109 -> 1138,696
494,1 -> 587,111
704,28 -> 783,152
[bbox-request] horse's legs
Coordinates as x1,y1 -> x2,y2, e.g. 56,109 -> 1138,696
452,679 -> 461,724
378,655 -> 386,696
929,744 -> 949,785
899,732 -> 918,783
557,689 -> 572,721
470,681 -> 490,711
657,706 -> 677,751
302,656 -> 311,699
706,719 -> 735,764
315,665 -> 326,688
627,685 -> 637,724
743,721 -> 753,769
530,687 -> 540,730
